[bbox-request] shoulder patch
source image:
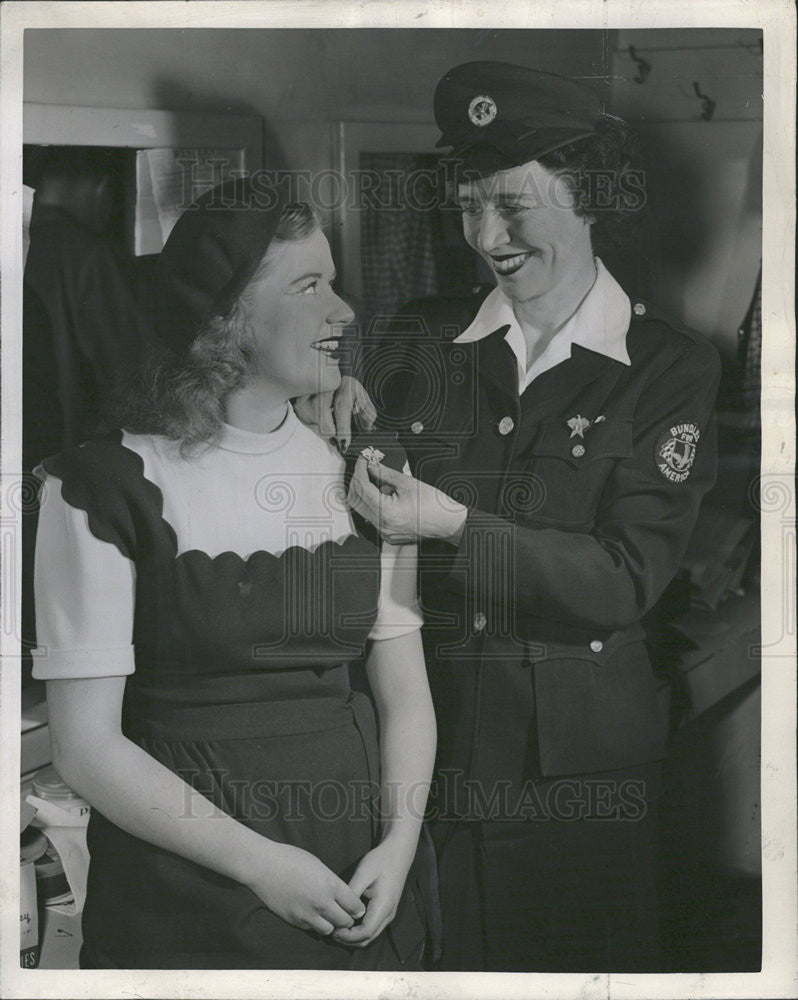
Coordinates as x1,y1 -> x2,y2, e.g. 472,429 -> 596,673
655,421 -> 700,483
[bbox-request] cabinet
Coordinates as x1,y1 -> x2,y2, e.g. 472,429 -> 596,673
24,103 -> 264,256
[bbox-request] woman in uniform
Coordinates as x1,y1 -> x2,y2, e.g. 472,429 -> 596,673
32,180 -> 436,969
343,61 -> 721,971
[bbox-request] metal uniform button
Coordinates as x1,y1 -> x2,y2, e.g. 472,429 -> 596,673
590,640 -> 604,653
571,443 -> 586,458
498,416 -> 515,436
473,612 -> 487,633
410,421 -> 424,435
633,302 -> 647,316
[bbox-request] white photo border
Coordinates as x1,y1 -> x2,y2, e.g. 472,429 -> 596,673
1,2 -> 795,998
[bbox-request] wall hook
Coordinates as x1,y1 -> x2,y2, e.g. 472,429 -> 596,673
692,81 -> 716,121
628,45 -> 651,84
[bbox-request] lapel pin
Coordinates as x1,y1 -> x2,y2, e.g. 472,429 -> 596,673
360,446 -> 385,469
567,415 -> 592,439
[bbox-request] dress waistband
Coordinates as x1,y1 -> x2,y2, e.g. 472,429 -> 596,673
124,691 -> 371,743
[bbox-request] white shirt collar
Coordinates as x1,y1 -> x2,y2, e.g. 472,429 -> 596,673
455,258 -> 632,393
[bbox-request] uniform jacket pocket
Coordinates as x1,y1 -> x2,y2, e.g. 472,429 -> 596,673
531,634 -> 668,777
524,417 -> 634,525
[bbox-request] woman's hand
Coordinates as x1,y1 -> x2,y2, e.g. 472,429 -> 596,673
293,376 -> 377,450
246,841 -> 367,937
348,454 -> 468,545
331,841 -> 411,948
293,388 -> 337,439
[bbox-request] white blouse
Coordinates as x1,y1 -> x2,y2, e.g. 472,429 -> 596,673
32,407 -> 423,680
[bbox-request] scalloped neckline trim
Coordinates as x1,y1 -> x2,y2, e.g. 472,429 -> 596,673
43,427 -> 377,567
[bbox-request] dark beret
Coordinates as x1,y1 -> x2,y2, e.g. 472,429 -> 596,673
434,61 -> 602,177
153,177 -> 285,358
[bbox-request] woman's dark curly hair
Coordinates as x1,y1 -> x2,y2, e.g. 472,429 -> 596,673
538,114 -> 646,256
112,202 -> 319,454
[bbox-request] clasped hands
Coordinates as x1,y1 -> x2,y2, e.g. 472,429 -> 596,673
251,840 -> 411,949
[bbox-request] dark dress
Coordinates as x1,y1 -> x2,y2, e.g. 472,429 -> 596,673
33,418 -> 432,969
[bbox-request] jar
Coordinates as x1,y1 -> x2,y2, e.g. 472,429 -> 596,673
20,828 -> 47,968
30,766 -> 90,907
33,838 -> 73,906
32,767 -> 90,818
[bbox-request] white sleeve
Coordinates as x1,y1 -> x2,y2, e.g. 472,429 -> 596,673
31,473 -> 136,679
367,540 -> 424,642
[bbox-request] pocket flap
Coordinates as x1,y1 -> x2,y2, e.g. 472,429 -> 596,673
533,417 -> 634,465
525,625 -> 644,666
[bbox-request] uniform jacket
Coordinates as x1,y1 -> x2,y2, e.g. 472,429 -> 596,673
363,285 -> 721,816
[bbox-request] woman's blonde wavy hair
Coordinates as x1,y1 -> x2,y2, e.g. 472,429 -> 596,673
112,202 -> 319,455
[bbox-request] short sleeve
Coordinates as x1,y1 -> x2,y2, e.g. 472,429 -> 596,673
32,472 -> 136,679
342,431 -> 423,640
367,541 -> 424,642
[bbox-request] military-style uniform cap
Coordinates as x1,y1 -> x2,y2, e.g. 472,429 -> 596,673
434,61 -> 602,176
154,177 -> 286,358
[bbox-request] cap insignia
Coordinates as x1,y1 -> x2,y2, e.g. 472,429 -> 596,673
468,94 -> 497,127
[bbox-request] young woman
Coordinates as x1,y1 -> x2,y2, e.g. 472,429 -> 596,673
32,180 -> 436,970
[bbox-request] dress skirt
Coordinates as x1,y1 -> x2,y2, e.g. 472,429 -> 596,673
80,690 -> 431,969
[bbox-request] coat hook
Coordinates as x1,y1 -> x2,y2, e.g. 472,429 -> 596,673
628,45 -> 651,84
692,81 -> 716,121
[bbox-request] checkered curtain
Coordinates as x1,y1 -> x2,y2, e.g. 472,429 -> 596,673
740,268 -> 761,416
359,153 -> 442,320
